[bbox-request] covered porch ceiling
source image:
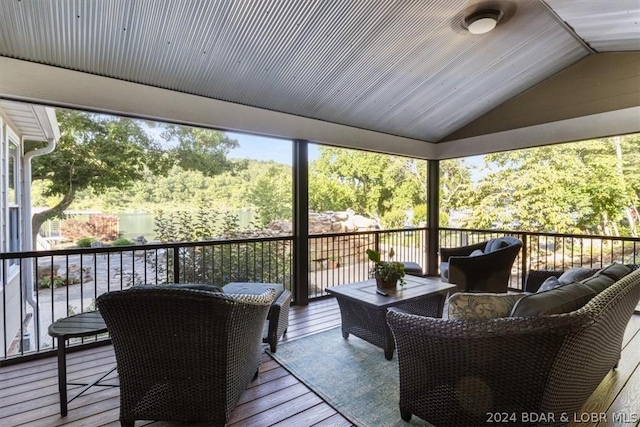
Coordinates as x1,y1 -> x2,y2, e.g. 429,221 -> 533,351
0,0 -> 638,159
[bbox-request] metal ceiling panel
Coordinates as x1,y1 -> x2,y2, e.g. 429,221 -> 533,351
0,0 -> 631,143
546,0 -> 640,52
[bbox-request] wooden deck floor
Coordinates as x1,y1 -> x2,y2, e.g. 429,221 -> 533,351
1,297 -> 639,427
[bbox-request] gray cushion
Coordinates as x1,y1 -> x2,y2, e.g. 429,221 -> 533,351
485,238 -> 509,253
597,263 -> 632,281
579,274 -> 614,294
469,249 -> 484,257
578,263 -> 631,294
558,267 -> 599,284
222,282 -> 284,300
537,276 -> 563,292
510,281 -> 597,317
440,262 -> 449,281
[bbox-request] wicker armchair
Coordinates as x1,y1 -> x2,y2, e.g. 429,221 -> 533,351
387,269 -> 640,427
96,286 -> 274,427
440,236 -> 522,293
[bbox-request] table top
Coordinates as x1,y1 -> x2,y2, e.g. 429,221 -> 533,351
326,275 -> 456,309
48,311 -> 108,338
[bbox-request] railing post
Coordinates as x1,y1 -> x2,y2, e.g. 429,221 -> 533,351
293,140 -> 309,305
426,159 -> 439,276
521,233 -> 528,290
173,247 -> 180,283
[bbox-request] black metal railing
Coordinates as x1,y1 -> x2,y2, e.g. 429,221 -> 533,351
2,227 -> 639,362
1,236 -> 293,361
439,228 -> 640,290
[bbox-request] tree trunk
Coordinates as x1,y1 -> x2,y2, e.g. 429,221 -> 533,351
31,185 -> 76,249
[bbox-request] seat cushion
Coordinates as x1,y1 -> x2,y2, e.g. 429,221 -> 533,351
510,281 -> 597,317
401,262 -> 423,276
223,282 -> 284,300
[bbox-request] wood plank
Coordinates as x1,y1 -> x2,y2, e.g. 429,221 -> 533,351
270,402 -> 341,427
571,314 -> 640,427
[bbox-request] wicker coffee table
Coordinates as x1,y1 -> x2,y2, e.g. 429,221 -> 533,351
327,275 -> 456,360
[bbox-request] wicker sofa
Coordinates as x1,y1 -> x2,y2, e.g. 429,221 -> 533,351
97,286 -> 274,427
387,265 -> 640,426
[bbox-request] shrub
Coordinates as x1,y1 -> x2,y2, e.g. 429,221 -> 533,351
148,205 -> 292,288
39,275 -> 66,289
76,237 -> 97,247
111,237 -> 133,246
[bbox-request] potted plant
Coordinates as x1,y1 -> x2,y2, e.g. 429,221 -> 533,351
366,248 -> 406,289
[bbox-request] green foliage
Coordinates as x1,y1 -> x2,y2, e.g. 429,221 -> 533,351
381,209 -> 406,229
462,135 -> 640,236
76,237 -> 97,247
38,275 -> 66,289
29,112 -> 243,242
150,205 -> 291,287
248,165 -> 292,227
111,237 -> 133,246
366,248 -> 406,286
309,148 -> 428,222
440,159 -> 473,211
161,124 -> 243,177
411,204 -> 427,226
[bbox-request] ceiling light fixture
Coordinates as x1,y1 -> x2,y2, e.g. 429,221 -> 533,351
462,9 -> 504,34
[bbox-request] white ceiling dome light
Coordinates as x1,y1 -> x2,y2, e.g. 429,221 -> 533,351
463,9 -> 504,34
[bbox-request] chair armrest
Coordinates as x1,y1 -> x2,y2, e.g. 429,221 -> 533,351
266,289 -> 291,351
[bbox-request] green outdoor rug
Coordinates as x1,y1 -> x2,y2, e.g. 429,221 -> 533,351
270,327 -> 432,427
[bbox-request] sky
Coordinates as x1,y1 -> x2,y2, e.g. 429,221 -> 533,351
226,131 -> 486,182
226,132 -> 319,165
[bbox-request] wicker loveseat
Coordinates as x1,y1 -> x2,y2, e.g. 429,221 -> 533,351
387,265 -> 640,427
96,286 -> 274,427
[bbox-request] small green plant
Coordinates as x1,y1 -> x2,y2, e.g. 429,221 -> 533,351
111,237 -> 133,246
76,237 -> 97,247
366,248 -> 405,286
39,275 -> 66,289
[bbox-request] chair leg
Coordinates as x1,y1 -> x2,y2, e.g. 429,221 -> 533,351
400,406 -> 412,422
121,420 -> 135,427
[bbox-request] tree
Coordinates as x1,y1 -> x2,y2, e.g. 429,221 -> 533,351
29,110 -> 241,245
308,147 -> 427,227
461,135 -> 640,235
248,164 -> 292,227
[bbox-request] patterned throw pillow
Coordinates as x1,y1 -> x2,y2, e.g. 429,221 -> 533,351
446,293 -> 526,320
